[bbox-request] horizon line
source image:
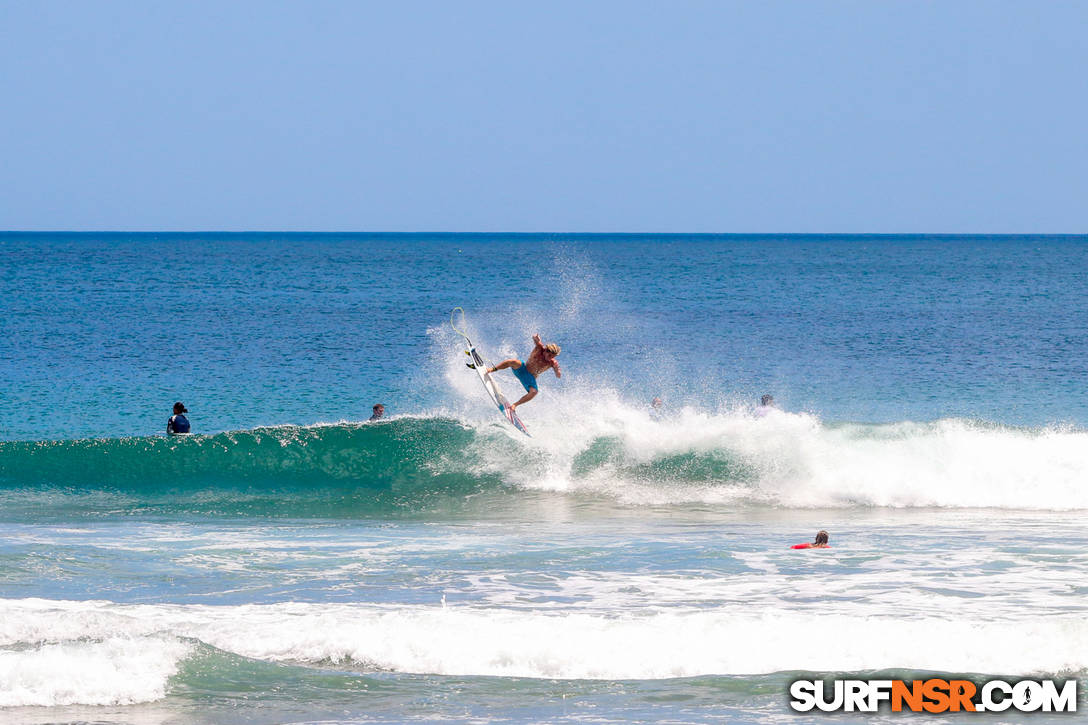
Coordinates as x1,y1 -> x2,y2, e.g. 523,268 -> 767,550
2,230 -> 1086,237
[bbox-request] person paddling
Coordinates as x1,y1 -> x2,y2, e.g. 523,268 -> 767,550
790,530 -> 830,549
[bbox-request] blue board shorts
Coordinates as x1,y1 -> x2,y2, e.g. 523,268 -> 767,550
512,361 -> 538,392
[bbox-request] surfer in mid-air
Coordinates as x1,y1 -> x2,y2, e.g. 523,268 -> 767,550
486,334 -> 562,411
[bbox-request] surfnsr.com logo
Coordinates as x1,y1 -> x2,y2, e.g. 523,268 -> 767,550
789,678 -> 1077,713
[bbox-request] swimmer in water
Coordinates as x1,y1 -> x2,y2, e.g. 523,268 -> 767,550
486,333 -> 562,412
790,530 -> 830,549
167,402 -> 191,435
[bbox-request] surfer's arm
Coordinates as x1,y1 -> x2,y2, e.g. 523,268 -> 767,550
532,333 -> 544,350
552,359 -> 562,378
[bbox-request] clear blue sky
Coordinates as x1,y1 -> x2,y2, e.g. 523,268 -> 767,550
1,1 -> 1085,232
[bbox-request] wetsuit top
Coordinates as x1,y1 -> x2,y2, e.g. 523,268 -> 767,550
167,414 -> 191,434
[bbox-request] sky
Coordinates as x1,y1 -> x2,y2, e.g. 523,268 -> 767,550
1,1 -> 1086,233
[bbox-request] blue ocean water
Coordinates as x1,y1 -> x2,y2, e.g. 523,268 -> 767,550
2,233 -> 1088,723
4,234 -> 1087,441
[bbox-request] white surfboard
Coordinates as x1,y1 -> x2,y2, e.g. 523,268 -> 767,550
451,308 -> 531,437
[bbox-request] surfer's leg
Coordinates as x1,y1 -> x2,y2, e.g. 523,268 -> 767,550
510,387 -> 537,410
487,359 -> 521,374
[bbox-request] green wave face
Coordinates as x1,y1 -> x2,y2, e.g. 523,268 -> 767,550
6,413 -> 1086,516
0,419 -> 517,517
0,416 -> 759,518
570,435 -> 759,484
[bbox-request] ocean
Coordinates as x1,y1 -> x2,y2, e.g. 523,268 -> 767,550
2,233 -> 1088,723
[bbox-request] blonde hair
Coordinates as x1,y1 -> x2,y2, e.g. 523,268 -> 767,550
546,343 -> 561,356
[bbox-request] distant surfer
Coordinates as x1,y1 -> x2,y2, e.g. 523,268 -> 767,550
790,530 -> 830,549
167,402 -> 191,435
755,394 -> 776,417
369,403 -> 385,421
486,334 -> 561,411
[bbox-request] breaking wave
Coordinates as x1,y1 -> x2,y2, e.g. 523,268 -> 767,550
2,405 -> 1087,514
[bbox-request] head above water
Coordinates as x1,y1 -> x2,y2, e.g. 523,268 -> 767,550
545,343 -> 561,356
173,402 -> 188,414
814,530 -> 829,545
373,403 -> 384,413
760,394 -> 774,407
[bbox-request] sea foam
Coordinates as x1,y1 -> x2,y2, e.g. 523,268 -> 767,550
3,599 -> 1086,683
0,635 -> 190,707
